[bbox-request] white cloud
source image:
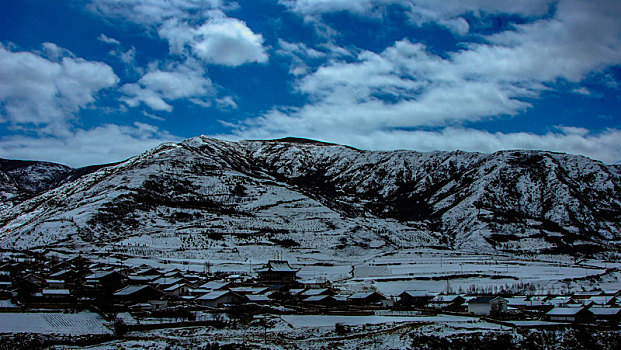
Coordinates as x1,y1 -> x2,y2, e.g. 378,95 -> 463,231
264,39 -> 533,130
0,123 -> 177,167
572,87 -> 591,95
279,0 -> 388,16
90,1 -> 267,67
228,125 -> 621,164
216,96 -> 238,110
159,16 -> 268,66
40,42 -> 75,60
228,0 -> 621,163
190,17 -> 268,66
280,0 -> 556,35
97,33 -> 120,45
0,43 -> 118,127
121,62 -> 214,112
88,0 -> 231,25
277,39 -> 326,60
404,0 -> 555,34
276,39 -> 330,76
117,47 -> 136,64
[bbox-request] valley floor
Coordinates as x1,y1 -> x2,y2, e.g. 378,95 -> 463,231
2,247 -> 621,349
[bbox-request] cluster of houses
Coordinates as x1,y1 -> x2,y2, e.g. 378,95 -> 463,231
398,291 -> 621,323
1,253 -> 620,326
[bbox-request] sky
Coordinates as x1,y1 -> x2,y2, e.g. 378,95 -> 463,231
0,0 -> 620,167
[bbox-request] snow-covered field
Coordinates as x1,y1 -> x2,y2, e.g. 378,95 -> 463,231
0,312 -> 111,335
85,246 -> 621,297
280,314 -> 501,330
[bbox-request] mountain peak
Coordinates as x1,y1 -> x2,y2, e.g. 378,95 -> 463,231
247,137 -> 360,150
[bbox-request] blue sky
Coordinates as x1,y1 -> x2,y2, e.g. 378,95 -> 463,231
0,0 -> 620,167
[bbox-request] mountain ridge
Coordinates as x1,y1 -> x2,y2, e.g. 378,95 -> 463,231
1,136 -> 620,256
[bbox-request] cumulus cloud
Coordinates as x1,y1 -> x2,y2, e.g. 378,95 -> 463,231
0,122 -> 177,167
159,16 -> 268,66
90,0 -> 267,67
0,43 -> 118,127
191,17 -> 267,65
121,62 -> 214,112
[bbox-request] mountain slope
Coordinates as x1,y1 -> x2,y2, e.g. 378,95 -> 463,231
1,136 -> 620,256
0,159 -> 121,211
0,159 -> 73,209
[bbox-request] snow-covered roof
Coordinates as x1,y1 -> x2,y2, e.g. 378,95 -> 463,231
114,285 -> 150,296
128,275 -> 157,282
199,281 -> 231,290
152,277 -> 184,286
300,288 -> 329,296
551,296 -> 571,301
49,269 -> 70,278
246,294 -> 270,302
334,295 -> 349,302
431,295 -> 463,303
45,279 -> 64,284
551,296 -> 571,305
189,288 -> 209,294
349,292 -> 382,300
304,295 -> 333,302
546,307 -> 585,316
588,296 -> 614,305
564,303 -> 586,308
197,290 -> 234,300
41,288 -> 70,295
163,283 -> 188,292
257,260 -> 298,273
505,297 -> 528,305
85,271 -> 117,280
589,307 -> 621,316
230,287 -> 268,294
401,290 -> 434,298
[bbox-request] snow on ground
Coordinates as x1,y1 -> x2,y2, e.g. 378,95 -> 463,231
280,314 -> 501,330
100,246 -> 617,297
55,313 -> 506,350
0,312 -> 111,335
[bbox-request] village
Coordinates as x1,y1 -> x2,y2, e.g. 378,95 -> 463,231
1,248 -> 620,345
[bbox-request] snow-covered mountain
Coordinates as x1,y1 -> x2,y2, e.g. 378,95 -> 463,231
1,136 -> 620,255
0,159 -> 119,210
0,159 -> 73,207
